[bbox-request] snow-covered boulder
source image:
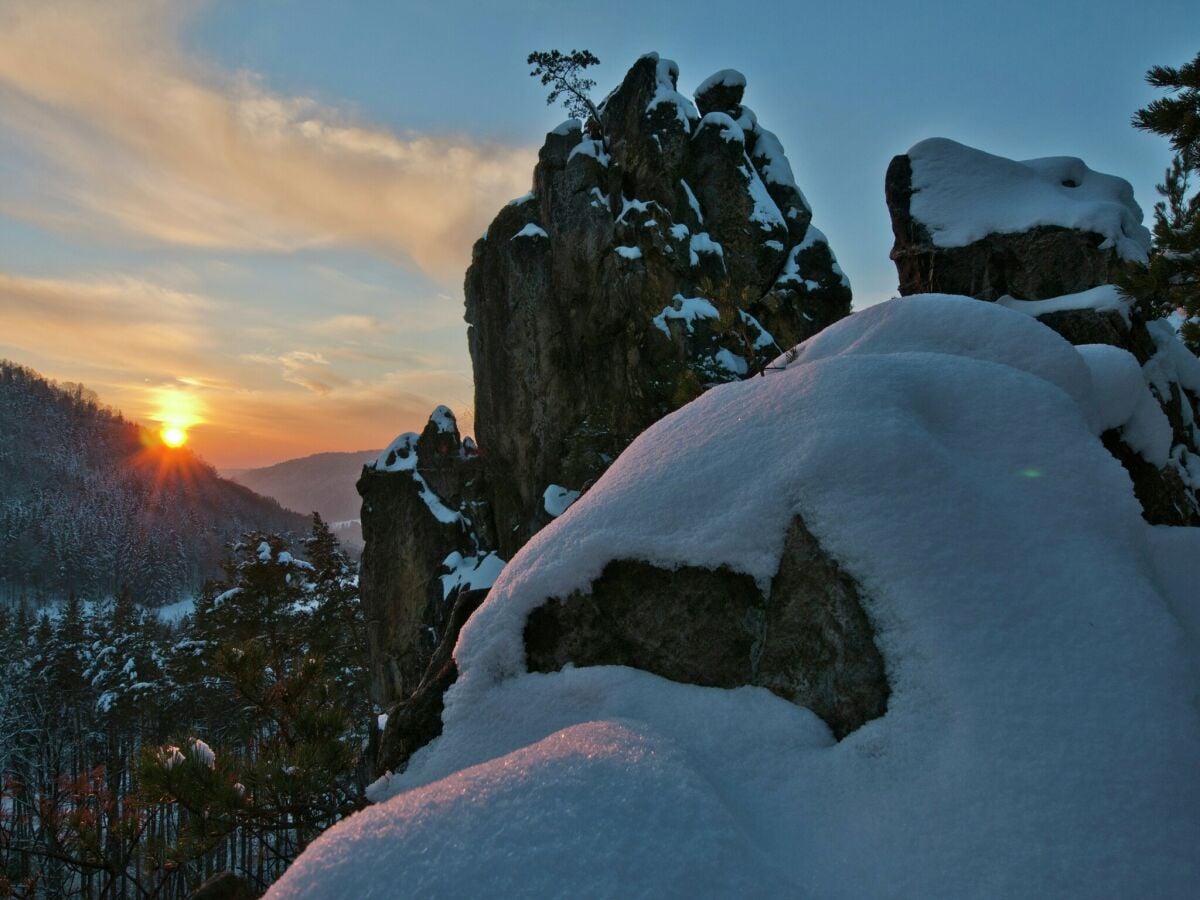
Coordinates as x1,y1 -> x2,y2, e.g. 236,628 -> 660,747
272,296 -> 1200,897
998,286 -> 1200,524
693,68 -> 746,117
886,138 -> 1151,300
886,140 -> 1199,524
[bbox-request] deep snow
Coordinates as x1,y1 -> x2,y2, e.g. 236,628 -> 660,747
271,296 -> 1199,898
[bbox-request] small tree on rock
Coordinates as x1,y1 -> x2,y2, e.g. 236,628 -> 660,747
528,49 -> 603,138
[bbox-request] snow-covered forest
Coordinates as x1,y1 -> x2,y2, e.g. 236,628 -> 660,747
0,363 -> 308,605
0,518 -> 372,897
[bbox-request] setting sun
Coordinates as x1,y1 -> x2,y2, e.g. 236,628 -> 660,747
161,426 -> 187,448
150,386 -> 203,451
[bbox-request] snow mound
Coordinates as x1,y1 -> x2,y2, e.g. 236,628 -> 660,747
277,715 -> 798,899
694,68 -> 746,96
1077,344 -> 1172,464
908,138 -> 1152,262
697,111 -> 744,144
542,484 -> 581,518
273,295 -> 1199,898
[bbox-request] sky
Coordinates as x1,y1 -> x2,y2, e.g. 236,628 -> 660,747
0,0 -> 1195,468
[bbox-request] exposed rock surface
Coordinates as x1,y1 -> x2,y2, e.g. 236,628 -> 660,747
887,139 -> 1200,524
357,408 -> 492,706
362,54 -> 853,743
466,53 -> 850,559
376,588 -> 488,774
524,517 -> 888,739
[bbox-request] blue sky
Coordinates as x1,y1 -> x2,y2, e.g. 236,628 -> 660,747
0,0 -> 1195,466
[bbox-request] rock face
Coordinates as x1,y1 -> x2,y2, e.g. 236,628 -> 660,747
886,138 -> 1151,300
375,587 -> 489,774
525,517 -> 888,739
357,408 -> 496,706
466,53 -> 850,559
886,138 -> 1200,525
363,54 -> 853,736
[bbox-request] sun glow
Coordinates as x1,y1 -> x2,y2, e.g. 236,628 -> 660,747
150,386 -> 203,450
161,426 -> 187,447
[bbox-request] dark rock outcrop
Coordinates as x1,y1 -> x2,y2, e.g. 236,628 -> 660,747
524,517 -> 888,739
365,55 -> 854,772
885,139 -> 1200,524
357,408 -> 492,707
376,587 -> 488,774
467,54 -> 850,559
694,69 -> 746,117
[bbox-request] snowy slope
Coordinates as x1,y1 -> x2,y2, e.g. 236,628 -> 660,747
271,296 -> 1199,898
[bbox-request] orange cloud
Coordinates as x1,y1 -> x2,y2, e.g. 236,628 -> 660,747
0,0 -> 535,281
0,272 -> 219,376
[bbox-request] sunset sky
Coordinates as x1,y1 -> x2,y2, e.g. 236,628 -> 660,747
0,0 -> 1194,468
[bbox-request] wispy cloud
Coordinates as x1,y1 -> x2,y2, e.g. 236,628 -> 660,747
0,271 -> 219,376
0,0 -> 534,281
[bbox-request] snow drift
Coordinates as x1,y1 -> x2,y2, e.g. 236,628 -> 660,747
271,295 -> 1199,898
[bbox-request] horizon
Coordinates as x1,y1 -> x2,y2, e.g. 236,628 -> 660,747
1,0 -> 1195,468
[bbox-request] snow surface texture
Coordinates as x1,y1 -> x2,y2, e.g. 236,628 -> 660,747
908,138 -> 1152,262
542,485 -> 581,518
271,301 -> 1200,897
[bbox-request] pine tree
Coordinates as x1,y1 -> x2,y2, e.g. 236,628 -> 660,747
141,520 -> 370,891
1119,51 -> 1200,349
527,49 -> 603,137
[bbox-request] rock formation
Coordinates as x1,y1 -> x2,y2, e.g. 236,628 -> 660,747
360,54 -> 853,734
886,138 -> 1200,524
466,52 -> 850,559
886,138 -> 1151,300
357,407 -> 497,706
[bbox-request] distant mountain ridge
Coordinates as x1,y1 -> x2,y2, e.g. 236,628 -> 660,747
226,449 -> 381,552
0,361 -> 309,605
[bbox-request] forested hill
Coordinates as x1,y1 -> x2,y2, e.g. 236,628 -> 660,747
226,449 -> 381,553
0,361 -> 309,605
